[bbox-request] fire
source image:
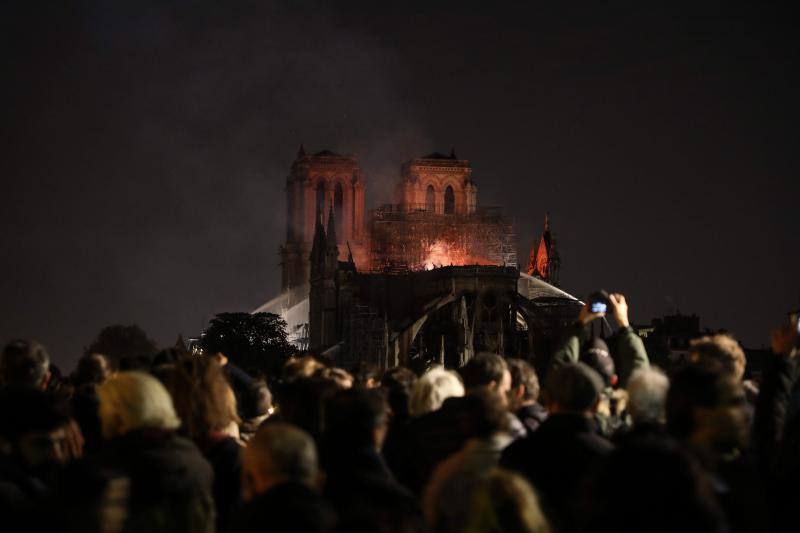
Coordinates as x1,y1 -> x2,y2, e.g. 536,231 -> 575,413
422,240 -> 495,270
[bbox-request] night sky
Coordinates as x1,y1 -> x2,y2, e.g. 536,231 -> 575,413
3,1 -> 798,369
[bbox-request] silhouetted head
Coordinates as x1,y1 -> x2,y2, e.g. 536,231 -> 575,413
666,361 -> 748,452
580,337 -> 616,387
507,358 -> 540,410
460,353 -> 511,399
544,362 -> 604,415
1,338 -> 51,389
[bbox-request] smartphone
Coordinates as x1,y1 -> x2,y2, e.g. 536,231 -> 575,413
591,302 -> 608,314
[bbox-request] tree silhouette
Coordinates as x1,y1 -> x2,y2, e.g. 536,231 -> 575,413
85,324 -> 158,367
200,312 -> 293,378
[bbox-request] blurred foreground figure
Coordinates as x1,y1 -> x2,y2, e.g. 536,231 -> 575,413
754,321 -> 800,533
322,388 -> 426,532
1,339 -> 51,389
94,372 -> 215,533
423,390 -> 513,533
667,362 -> 765,533
169,356 -> 242,532
0,387 -> 72,522
501,363 -> 613,531
397,354 -> 512,495
234,423 -> 335,533
464,469 -> 550,533
580,438 -> 725,533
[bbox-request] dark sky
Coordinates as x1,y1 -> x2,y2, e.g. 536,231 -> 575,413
2,1 -> 798,369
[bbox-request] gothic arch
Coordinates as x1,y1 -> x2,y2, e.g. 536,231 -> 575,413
425,185 -> 436,212
444,186 -> 455,214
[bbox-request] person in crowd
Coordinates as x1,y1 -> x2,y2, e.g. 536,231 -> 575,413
689,333 -> 759,400
1,339 -> 51,390
238,379 -> 273,443
754,321 -> 800,532
271,371 -> 349,446
423,390 -> 513,533
150,347 -> 182,388
666,361 -> 766,533
381,367 -> 418,479
577,337 -> 630,437
209,351 -> 255,412
233,423 -> 335,533
71,353 -> 112,454
616,367 -> 669,443
501,362 -> 613,532
397,354 -> 511,495
281,355 -> 326,384
0,387 -> 75,522
463,468 -> 550,533
352,361 -> 380,388
93,371 -> 214,533
315,366 -> 354,389
507,359 -> 547,434
408,365 -> 464,418
168,356 -> 242,532
551,293 -> 649,388
322,387 -> 426,532
579,437 -> 725,533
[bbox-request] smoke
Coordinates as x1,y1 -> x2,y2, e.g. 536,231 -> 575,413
1,0 -> 434,367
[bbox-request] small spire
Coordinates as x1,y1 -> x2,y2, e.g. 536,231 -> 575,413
544,212 -> 550,233
297,143 -> 306,158
326,200 -> 338,248
450,147 -> 457,159
175,334 -> 187,352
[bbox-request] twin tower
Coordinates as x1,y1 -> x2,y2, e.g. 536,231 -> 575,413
279,146 -> 480,291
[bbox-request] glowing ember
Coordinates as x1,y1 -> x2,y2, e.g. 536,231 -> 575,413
423,240 -> 495,270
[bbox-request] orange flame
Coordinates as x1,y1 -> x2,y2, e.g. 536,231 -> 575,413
422,240 -> 495,270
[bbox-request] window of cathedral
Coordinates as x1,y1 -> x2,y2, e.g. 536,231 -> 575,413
444,186 -> 455,215
334,182 -> 343,241
425,185 -> 435,212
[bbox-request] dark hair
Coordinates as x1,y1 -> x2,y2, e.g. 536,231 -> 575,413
118,355 -> 152,372
544,363 -> 603,413
73,353 -> 111,388
1,339 -> 50,388
275,375 -> 346,443
666,362 -> 741,440
580,437 -> 725,533
0,388 -> 70,442
381,367 -> 417,418
507,359 -> 540,402
239,380 -> 273,419
580,337 -> 615,387
352,361 -> 380,388
324,388 -> 388,450
465,389 -> 509,439
460,352 -> 508,389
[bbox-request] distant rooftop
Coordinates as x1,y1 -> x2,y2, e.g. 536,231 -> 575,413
314,149 -> 342,157
420,152 -> 456,160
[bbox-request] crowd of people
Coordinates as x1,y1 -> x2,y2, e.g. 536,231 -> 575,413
1,293 -> 798,533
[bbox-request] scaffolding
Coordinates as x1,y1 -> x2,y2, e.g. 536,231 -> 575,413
368,204 -> 517,274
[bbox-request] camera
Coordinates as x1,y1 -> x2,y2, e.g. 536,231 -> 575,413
588,290 -> 610,314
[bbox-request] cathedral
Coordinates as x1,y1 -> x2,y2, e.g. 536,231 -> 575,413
260,147 -> 577,371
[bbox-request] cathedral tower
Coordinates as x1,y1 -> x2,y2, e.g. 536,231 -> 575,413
395,150 -> 477,214
281,146 -> 366,292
